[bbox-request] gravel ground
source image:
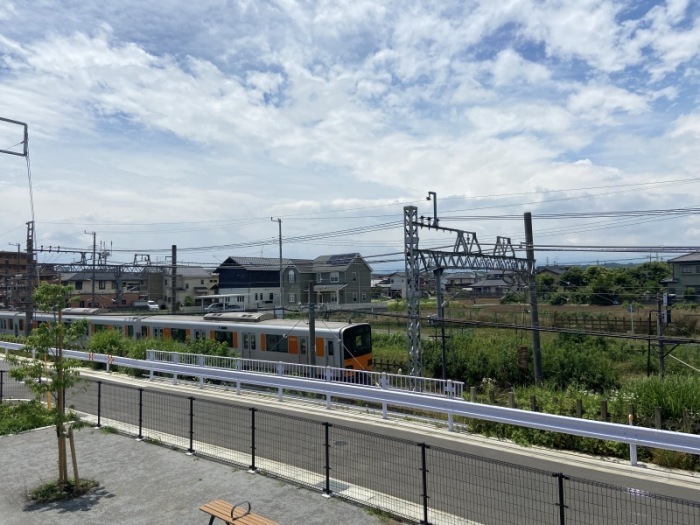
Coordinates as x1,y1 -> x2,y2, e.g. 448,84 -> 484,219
0,426 -> 393,525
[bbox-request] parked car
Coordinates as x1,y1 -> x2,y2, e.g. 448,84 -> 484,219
205,303 -> 242,313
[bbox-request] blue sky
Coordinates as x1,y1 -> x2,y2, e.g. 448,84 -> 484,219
0,0 -> 699,271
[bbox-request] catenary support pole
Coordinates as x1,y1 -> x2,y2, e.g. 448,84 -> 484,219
524,212 -> 542,384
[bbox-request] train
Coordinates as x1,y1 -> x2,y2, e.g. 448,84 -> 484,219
0,309 -> 373,371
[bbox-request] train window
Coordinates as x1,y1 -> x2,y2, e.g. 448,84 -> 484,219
19,320 -> 24,331
171,328 -> 187,342
300,337 -> 307,355
7,319 -> 12,330
0,319 -> 5,329
266,334 -> 288,353
327,340 -> 334,356
214,330 -> 233,346
194,329 -> 208,341
141,326 -> 148,339
153,327 -> 164,338
127,326 -> 134,338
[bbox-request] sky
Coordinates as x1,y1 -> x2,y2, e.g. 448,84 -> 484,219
0,0 -> 699,272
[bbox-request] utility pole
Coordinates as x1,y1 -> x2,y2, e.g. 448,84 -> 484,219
25,221 -> 35,335
524,212 -> 542,384
308,281 -> 316,366
85,231 -> 96,307
657,295 -> 665,378
271,218 -> 282,311
171,245 -> 177,314
426,191 -> 448,380
8,242 -> 20,308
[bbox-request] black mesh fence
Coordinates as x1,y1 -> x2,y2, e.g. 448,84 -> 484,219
0,368 -> 34,401
564,475 -> 700,525
254,409 -> 326,488
2,372 -> 699,525
426,445 -> 560,525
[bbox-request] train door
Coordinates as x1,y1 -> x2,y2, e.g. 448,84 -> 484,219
242,331 -> 257,359
326,339 -> 336,367
298,336 -> 308,364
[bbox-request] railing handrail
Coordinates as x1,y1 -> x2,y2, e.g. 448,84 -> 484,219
2,341 -> 699,456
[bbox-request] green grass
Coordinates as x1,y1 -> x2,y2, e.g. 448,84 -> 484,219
28,478 -> 98,503
0,401 -> 54,436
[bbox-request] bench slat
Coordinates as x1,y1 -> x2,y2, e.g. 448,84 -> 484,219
200,499 -> 277,525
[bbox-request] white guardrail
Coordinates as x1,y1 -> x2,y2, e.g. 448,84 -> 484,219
147,350 -> 463,397
2,341 -> 700,457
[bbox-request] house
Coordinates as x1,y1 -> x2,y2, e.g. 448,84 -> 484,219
535,266 -> 570,280
59,270 -> 146,308
164,266 -> 218,308
309,253 -> 372,306
443,271 -> 477,291
387,272 -> 406,299
471,270 -> 525,297
216,257 -> 286,310
216,253 -> 373,310
665,253 -> 700,297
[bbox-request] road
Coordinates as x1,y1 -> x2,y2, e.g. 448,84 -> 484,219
3,361 -> 699,524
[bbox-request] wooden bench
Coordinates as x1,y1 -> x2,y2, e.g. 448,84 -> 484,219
199,499 -> 277,525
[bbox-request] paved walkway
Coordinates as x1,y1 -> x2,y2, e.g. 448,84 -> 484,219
0,426 -> 393,525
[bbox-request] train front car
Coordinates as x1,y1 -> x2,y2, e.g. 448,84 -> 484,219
341,323 -> 372,373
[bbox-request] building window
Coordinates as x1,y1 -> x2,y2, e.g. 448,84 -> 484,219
288,293 -> 296,303
316,272 -> 322,282
352,292 -> 358,302
362,293 -> 367,301
330,272 -> 340,283
288,270 -> 296,283
352,271 -> 357,282
237,296 -> 245,303
99,281 -> 106,290
185,283 -> 189,289
682,266 -> 694,274
269,293 -> 274,301
200,280 -> 204,285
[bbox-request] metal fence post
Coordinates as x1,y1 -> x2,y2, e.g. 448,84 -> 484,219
198,356 -> 205,389
147,350 -> 154,381
173,353 -> 179,385
323,422 -> 332,498
277,362 -> 283,401
554,472 -> 567,525
235,358 -> 241,395
381,372 -> 388,419
629,413 -> 638,466
248,407 -> 257,472
447,380 -> 454,432
96,381 -> 102,428
187,396 -> 195,455
325,366 -> 332,409
419,443 -> 431,525
137,388 -> 144,441
0,370 -> 4,403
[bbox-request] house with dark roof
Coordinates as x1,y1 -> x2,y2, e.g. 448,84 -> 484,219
217,253 -> 373,310
471,270 -> 525,297
665,253 -> 700,296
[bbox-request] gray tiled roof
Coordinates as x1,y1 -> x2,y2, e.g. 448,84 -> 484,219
668,253 -> 700,263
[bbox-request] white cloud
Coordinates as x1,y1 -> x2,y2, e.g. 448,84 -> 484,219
567,83 -> 649,124
1,1 -> 699,266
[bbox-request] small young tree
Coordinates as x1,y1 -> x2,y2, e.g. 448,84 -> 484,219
9,283 -> 88,489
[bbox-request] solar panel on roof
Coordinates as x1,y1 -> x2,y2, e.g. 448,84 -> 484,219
327,253 -> 356,266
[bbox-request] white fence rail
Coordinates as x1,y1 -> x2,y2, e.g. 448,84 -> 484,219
147,350 -> 462,397
2,341 -> 700,457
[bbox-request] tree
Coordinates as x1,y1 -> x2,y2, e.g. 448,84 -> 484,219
9,283 -> 88,489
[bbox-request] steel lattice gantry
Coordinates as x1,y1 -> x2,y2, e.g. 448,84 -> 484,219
403,206 -> 531,378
